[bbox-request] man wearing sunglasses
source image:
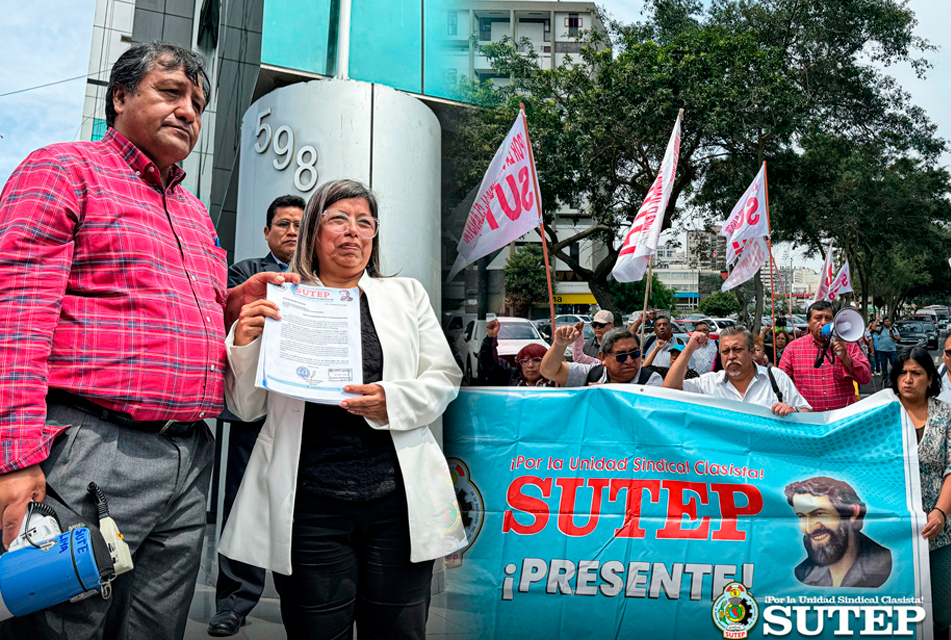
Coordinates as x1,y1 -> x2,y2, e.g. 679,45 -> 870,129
541,325 -> 663,387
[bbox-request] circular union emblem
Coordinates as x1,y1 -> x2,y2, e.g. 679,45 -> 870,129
446,457 -> 484,553
712,582 -> 759,639
296,366 -> 311,380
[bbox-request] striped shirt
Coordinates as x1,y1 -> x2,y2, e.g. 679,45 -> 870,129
0,129 -> 227,473
778,335 -> 871,411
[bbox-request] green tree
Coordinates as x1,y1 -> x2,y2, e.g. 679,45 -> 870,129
699,291 -> 742,317
449,0 -> 942,330
601,275 -> 675,317
503,244 -> 549,317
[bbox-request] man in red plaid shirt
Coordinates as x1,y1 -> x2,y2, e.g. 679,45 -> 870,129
779,301 -> 872,411
0,43 -> 293,640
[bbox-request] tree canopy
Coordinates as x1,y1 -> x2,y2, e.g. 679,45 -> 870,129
699,291 -> 742,317
503,244 -> 550,316
450,0 -> 948,324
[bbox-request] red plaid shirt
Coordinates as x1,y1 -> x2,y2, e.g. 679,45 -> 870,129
0,129 -> 228,473
778,334 -> 871,411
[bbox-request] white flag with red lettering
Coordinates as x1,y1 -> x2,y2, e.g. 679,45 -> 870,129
813,240 -> 836,303
447,108 -> 541,282
824,261 -> 853,301
719,163 -> 769,266
722,236 -> 769,291
612,111 -> 683,282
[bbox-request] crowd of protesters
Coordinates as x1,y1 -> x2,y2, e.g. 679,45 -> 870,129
473,298 -> 951,634
1,38 -> 950,640
476,299 -> 877,415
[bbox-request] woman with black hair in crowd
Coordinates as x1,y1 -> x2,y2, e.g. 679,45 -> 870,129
888,347 -> 951,637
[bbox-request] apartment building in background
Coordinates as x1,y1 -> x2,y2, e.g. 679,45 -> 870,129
443,1 -> 604,86
78,0 -> 606,316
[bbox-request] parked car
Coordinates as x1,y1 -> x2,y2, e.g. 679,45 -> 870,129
791,315 -> 808,333
442,310 -> 496,343
708,317 -> 737,330
921,321 -> 940,349
894,321 -> 929,349
674,319 -> 720,341
537,321 -> 596,361
456,317 -> 549,384
531,313 -> 592,330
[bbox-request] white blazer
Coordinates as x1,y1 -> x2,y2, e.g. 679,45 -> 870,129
218,273 -> 467,574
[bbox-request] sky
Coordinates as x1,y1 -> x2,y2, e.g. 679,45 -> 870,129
0,0 -> 946,269
0,1 -> 96,184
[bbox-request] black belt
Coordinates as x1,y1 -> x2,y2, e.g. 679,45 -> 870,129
46,390 -> 200,437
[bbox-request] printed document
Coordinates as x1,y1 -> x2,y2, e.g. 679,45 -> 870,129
256,283 -> 362,403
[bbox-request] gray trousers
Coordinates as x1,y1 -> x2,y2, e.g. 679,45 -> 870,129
0,403 -> 214,640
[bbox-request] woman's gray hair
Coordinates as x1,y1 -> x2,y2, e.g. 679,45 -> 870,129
290,179 -> 383,283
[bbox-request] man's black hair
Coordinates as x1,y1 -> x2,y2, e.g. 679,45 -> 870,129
890,347 -> 942,398
807,300 -> 834,323
106,42 -> 210,127
266,194 -> 307,227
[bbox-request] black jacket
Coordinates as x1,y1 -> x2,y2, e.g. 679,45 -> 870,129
228,252 -> 286,289
219,253 -> 286,422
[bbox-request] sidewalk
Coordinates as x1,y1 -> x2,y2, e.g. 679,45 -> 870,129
183,526 -> 477,640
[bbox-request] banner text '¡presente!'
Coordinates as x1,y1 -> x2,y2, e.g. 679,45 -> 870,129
502,477 -> 762,540
501,558 -> 754,602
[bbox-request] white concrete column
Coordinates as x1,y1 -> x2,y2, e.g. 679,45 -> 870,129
336,0 -> 352,79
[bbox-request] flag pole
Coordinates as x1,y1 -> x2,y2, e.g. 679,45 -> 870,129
521,103 -> 556,330
762,161 -> 778,366
770,252 -> 796,330
639,257 -> 654,351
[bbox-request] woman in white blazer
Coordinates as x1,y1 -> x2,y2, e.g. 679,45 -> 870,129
220,179 -> 466,639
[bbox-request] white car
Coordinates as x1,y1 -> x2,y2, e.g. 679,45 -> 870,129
456,317 -> 549,384
442,310 -> 496,343
533,313 -> 593,329
707,317 -> 736,329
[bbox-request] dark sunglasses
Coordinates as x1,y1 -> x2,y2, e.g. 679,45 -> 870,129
945,349 -> 951,358
518,357 -> 543,365
591,321 -> 611,329
610,349 -> 641,364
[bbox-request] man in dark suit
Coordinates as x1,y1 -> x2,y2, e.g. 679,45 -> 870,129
208,194 -> 304,636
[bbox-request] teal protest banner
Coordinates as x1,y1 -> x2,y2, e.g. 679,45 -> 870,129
443,386 -> 931,639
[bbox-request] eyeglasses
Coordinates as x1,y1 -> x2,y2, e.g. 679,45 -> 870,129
518,357 -> 543,365
271,219 -> 301,231
591,322 -> 612,329
944,349 -> 951,357
610,349 -> 641,363
321,211 -> 380,238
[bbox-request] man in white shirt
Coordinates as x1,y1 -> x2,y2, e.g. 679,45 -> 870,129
664,326 -> 811,416
687,319 -> 718,373
937,334 -> 951,404
541,326 -> 664,387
